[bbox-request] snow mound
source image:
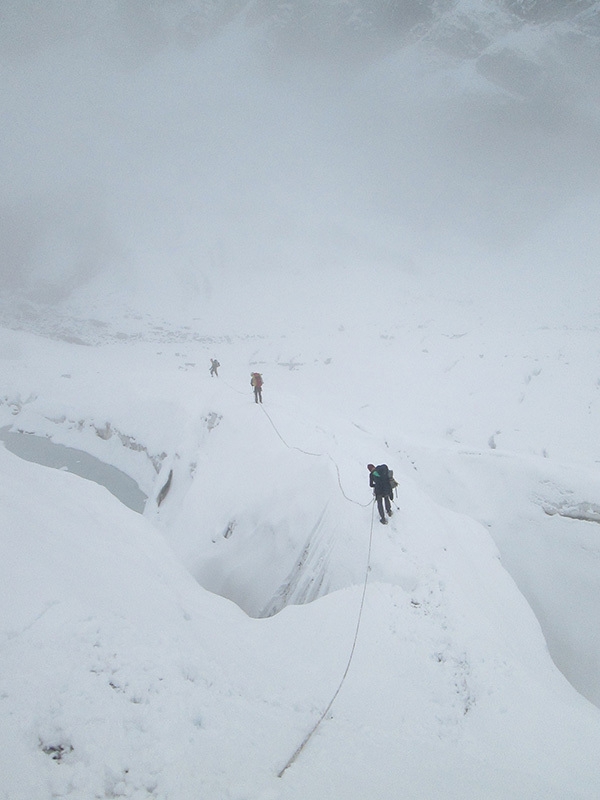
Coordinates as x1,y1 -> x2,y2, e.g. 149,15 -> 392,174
3,437 -> 600,798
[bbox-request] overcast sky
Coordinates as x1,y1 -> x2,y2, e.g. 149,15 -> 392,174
1,1 -> 599,315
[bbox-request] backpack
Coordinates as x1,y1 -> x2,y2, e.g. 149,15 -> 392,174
251,373 -> 263,387
376,464 -> 398,494
376,464 -> 389,480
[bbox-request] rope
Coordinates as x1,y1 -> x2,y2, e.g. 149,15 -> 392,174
217,375 -> 382,775
259,405 -> 322,457
259,405 -> 372,508
256,404 -> 378,776
219,378 -> 370,506
328,456 -> 372,508
277,500 -> 376,778
219,378 -> 247,396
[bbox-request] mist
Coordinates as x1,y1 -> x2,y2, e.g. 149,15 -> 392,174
2,0 -> 599,330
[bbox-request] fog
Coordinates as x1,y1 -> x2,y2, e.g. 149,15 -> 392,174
2,0 -> 599,328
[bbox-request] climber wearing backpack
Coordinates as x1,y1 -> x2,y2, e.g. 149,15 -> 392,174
367,463 -> 398,524
209,358 -> 220,377
250,372 -> 263,404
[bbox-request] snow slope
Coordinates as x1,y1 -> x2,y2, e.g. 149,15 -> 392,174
2,288 -> 600,798
2,421 -> 600,800
2,2 -> 600,796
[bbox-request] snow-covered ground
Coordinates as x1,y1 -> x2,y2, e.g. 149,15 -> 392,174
2,2 -> 600,797
2,270 -> 600,799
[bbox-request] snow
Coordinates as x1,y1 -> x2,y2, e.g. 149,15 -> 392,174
2,3 -> 600,798
2,278 -> 600,798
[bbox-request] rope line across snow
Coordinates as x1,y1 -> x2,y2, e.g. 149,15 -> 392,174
218,376 -> 378,775
220,378 -> 247,396
220,377 -> 369,505
259,405 -> 372,508
277,500 -> 376,778
259,404 -> 324,457
255,405 -> 376,776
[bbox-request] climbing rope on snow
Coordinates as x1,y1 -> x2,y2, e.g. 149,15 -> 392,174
328,456 -> 372,508
277,499 -> 376,778
217,375 -> 382,776
259,404 -> 322,457
254,405 -> 378,775
259,405 -> 372,508
219,378 -> 247,396
218,377 -> 370,506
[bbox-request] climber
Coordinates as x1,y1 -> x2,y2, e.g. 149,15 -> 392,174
251,372 -> 263,403
367,463 -> 397,524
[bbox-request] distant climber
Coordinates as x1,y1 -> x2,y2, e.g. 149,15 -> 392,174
209,358 -> 220,377
367,463 -> 397,524
251,372 -> 263,404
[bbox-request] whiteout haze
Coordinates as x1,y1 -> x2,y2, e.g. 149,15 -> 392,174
1,2 -> 600,799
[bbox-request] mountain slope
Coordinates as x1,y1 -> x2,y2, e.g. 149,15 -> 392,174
2,306 -> 600,797
3,407 -> 600,799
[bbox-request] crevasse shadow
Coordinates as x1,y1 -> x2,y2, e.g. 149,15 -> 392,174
0,427 -> 147,513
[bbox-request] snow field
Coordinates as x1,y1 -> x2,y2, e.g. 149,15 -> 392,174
2,307 -> 600,798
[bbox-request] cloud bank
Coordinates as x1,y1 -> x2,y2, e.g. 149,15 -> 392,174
1,0 -> 599,320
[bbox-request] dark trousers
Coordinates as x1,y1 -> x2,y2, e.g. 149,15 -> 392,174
376,493 -> 392,520
254,386 -> 262,403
